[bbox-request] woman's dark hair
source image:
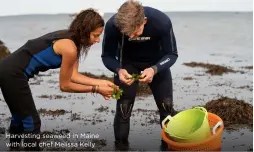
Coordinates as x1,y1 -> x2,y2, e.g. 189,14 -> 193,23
68,8 -> 104,58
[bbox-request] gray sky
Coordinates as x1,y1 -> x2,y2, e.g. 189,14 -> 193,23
0,0 -> 252,16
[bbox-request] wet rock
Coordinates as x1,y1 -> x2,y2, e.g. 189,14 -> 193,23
204,96 -> 253,127
0,40 -> 11,60
183,62 -> 241,75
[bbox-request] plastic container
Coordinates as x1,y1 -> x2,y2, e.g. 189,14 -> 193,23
162,112 -> 224,151
162,107 -> 211,142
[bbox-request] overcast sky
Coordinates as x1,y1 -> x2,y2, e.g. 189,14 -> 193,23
0,0 -> 252,16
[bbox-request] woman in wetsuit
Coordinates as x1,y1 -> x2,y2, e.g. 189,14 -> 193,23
0,8 -> 118,151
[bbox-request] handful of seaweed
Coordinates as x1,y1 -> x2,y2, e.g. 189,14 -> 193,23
111,86 -> 123,100
130,74 -> 142,81
204,97 -> 253,127
80,72 -> 152,97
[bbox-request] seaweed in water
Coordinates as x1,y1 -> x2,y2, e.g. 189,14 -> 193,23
183,62 -> 241,75
183,77 -> 194,80
38,108 -> 70,116
242,66 -> 253,70
204,96 -> 253,127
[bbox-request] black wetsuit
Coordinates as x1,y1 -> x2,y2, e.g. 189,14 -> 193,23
0,30 -> 74,150
101,6 -> 178,145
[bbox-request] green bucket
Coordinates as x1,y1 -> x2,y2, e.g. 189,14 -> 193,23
162,107 -> 211,143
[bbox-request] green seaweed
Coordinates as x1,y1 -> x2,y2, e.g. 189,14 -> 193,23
111,86 -> 123,100
130,74 -> 142,81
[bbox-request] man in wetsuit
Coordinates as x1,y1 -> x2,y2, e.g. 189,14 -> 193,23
101,0 -> 178,149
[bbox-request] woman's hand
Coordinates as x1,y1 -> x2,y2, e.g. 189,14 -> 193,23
99,80 -> 115,87
97,85 -> 119,100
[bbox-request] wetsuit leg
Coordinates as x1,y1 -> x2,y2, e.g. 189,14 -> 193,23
113,64 -> 140,148
148,69 -> 175,126
0,73 -> 41,151
148,69 -> 175,151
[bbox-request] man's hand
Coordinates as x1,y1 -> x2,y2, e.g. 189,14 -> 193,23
139,67 -> 155,83
118,69 -> 134,86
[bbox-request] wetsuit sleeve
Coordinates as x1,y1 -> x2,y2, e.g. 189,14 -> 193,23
101,21 -> 121,74
151,21 -> 178,74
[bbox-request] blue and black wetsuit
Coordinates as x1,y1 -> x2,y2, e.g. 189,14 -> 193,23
101,6 -> 178,144
0,30 -> 74,150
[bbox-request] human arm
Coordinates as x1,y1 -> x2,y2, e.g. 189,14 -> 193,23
150,21 -> 178,74
101,20 -> 121,74
101,20 -> 133,85
70,60 -> 115,87
54,39 -> 116,99
140,20 -> 178,83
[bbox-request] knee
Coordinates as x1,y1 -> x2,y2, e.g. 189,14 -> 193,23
159,97 -> 174,115
116,101 -> 134,121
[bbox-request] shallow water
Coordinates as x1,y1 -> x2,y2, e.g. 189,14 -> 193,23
0,12 -> 253,151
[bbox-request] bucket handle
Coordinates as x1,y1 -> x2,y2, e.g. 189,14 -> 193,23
162,115 -> 172,130
212,121 -> 223,135
193,107 -> 208,113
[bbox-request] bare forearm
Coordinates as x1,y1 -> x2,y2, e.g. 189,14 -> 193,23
71,73 -> 102,86
60,81 -> 94,93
